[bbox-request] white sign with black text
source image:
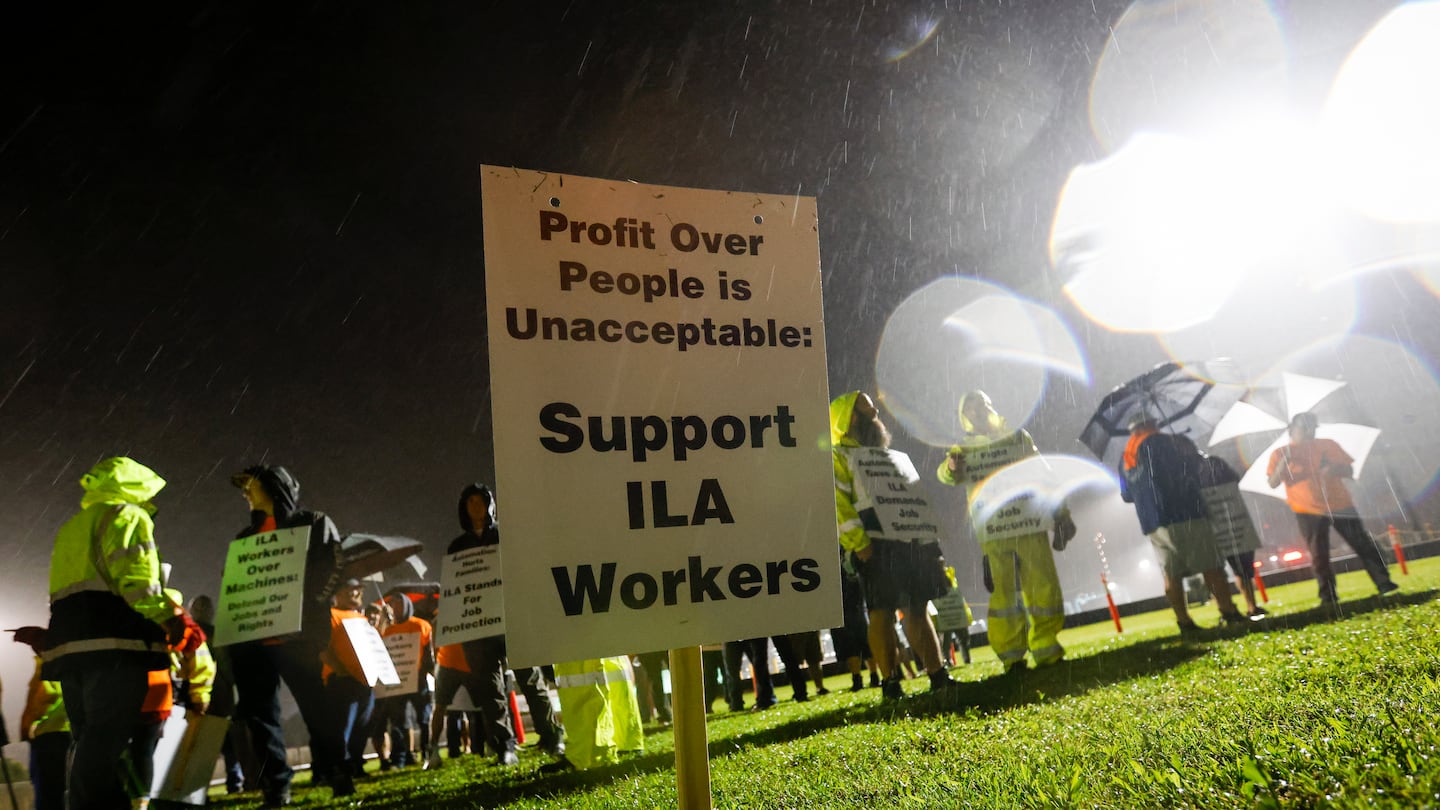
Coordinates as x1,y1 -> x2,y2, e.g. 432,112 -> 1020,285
435,545 -> 506,647
482,166 -> 838,666
213,526 -> 308,646
341,617 -> 402,687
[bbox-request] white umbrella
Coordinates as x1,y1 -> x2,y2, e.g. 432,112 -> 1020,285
1237,422 -> 1382,500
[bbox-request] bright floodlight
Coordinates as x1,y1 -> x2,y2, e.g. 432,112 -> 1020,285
1051,133 -> 1260,333
1322,2 -> 1440,223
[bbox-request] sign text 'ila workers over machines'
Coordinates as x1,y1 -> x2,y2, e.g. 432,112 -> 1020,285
481,166 -> 838,666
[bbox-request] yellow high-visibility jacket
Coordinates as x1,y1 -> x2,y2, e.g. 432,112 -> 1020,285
829,392 -> 871,554
43,457 -> 172,679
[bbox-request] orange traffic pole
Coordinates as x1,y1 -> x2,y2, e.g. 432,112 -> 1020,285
1100,574 -> 1123,634
508,690 -> 526,744
1253,571 -> 1269,603
1389,524 -> 1410,575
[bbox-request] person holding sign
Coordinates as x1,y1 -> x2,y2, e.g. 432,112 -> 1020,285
319,579 -> 375,796
226,464 -> 345,807
375,590 -> 434,769
831,392 -> 955,699
936,391 -> 1075,673
44,457 -> 185,810
426,484 -> 564,769
1121,415 -> 1247,634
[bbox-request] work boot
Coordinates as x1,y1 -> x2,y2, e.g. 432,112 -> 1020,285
261,786 -> 291,808
330,768 -> 356,799
869,671 -> 882,689
881,678 -> 905,700
928,670 -> 958,691
850,673 -> 864,692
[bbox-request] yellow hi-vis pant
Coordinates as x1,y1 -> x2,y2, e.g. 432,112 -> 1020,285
984,532 -> 1065,666
554,656 -> 644,769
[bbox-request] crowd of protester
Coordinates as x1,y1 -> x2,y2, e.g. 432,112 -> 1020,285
14,389 -> 1404,808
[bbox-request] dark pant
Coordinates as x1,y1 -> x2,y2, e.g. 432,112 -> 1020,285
59,660 -> 149,810
831,573 -> 872,661
635,651 -> 671,722
722,638 -> 775,709
769,635 -> 808,699
701,649 -> 726,710
29,731 -> 70,810
325,676 -> 375,774
1294,512 -> 1395,602
127,720 -> 163,794
445,710 -> 484,756
458,637 -> 563,753
230,640 -> 335,793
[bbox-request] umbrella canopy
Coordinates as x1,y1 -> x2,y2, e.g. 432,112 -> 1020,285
338,533 -> 427,581
1080,358 -> 1250,471
1238,423 -> 1382,500
1205,372 -> 1384,502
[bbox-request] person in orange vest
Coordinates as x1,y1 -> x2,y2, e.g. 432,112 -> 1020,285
375,590 -> 434,769
19,654 -> 69,810
1267,412 -> 1399,607
319,579 -> 373,796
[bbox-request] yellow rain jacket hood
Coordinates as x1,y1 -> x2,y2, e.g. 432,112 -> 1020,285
79,456 -> 166,512
829,391 -> 860,448
830,392 -> 870,552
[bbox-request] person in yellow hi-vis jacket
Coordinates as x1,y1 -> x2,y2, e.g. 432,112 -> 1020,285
548,656 -> 644,771
937,391 -> 1076,674
45,457 -> 184,810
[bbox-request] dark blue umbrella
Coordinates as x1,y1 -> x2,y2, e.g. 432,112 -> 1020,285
1080,358 -> 1251,471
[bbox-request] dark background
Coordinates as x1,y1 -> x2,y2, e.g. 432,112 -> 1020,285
2,0 -> 1431,732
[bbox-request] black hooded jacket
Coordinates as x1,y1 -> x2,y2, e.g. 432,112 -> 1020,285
235,465 -> 342,647
448,483 -> 499,554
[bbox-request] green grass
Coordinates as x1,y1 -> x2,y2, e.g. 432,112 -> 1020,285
213,559 -> 1440,808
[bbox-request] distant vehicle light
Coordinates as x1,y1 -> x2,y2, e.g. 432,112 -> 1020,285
1253,560 -> 1263,569
1282,550 -> 1304,562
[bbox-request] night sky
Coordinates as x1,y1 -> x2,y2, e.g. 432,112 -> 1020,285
2,0 -> 1432,730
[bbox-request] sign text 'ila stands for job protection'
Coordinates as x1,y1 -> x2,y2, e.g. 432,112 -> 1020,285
481,167 -> 838,666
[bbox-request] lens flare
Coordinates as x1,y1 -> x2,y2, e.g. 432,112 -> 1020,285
881,17 -> 941,63
968,454 -> 1118,532
1321,1 -> 1440,224
1052,134 -> 1251,332
875,277 -> 1088,448
1087,0 -> 1287,152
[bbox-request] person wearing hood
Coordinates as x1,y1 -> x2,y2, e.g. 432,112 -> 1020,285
227,464 -> 347,805
44,457 -> 182,809
937,391 -> 1076,673
426,484 -> 564,769
831,392 -> 956,699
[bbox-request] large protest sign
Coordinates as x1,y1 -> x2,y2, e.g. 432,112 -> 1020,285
842,447 -> 943,543
435,545 -> 506,647
213,526 -> 308,646
1202,483 -> 1262,558
374,630 -> 423,698
954,435 -> 1056,542
481,166 -> 837,666
341,618 -> 402,687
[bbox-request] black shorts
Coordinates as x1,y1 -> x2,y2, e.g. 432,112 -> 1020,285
435,666 -> 483,709
855,539 -> 951,612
